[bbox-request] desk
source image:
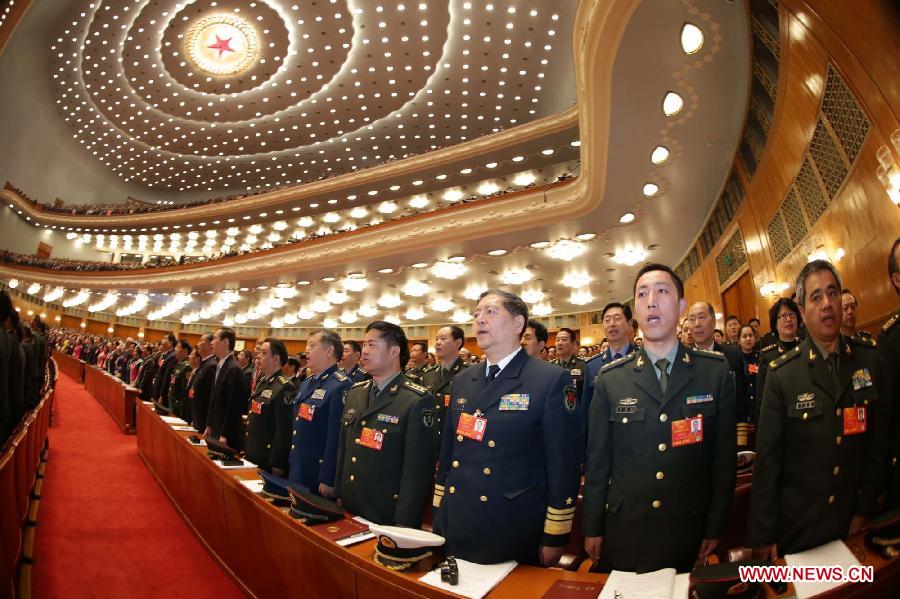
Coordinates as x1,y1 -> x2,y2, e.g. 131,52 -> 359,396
53,350 -> 85,383
84,366 -> 138,434
133,400 -> 898,598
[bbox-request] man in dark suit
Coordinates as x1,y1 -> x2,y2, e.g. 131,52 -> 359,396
204,328 -> 250,450
151,333 -> 178,409
583,264 -> 736,573
188,333 -> 217,433
433,290 -> 582,566
0,291 -> 12,442
422,324 -> 468,424
748,260 -> 887,559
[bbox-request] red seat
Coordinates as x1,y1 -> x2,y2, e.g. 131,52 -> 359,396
0,444 -> 22,597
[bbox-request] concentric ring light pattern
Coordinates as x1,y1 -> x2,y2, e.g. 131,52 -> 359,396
51,1 -> 576,193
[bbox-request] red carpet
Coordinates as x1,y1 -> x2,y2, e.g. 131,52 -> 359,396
32,373 -> 246,598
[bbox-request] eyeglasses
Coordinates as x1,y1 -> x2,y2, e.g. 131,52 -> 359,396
777,313 -> 797,321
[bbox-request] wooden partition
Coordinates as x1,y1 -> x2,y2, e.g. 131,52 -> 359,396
52,349 -> 84,383
84,366 -> 138,434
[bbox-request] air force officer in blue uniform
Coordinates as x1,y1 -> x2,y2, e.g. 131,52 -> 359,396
433,290 -> 582,566
288,329 -> 352,498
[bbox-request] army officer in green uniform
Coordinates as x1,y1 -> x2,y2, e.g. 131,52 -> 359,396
160,340 -> 191,417
748,260 -> 888,559
335,321 -> 439,528
422,324 -> 468,424
583,263 -> 736,573
245,338 -> 296,475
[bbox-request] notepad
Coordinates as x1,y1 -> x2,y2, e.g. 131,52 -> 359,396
160,415 -> 187,424
239,479 -> 265,493
419,559 -> 517,599
212,458 -> 256,470
785,539 -> 860,598
171,425 -> 195,431
598,569 -> 690,599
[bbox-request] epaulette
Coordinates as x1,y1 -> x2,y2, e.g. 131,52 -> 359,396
770,345 -> 801,370
759,343 -> 777,353
600,352 -> 635,373
277,375 -> 288,384
584,353 -> 603,363
691,347 -> 727,360
402,379 -> 430,395
849,334 -> 877,349
351,379 -> 371,389
334,370 -> 349,381
883,312 -> 898,334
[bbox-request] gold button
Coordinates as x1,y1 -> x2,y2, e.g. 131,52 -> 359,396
802,412 -> 808,421
622,417 -> 628,424
355,438 -> 360,444
349,475 -> 355,482
835,408 -> 842,417
652,500 -> 661,509
382,428 -> 388,433
658,443 -> 667,452
480,495 -> 488,502
488,440 -> 496,448
449,486 -> 456,494
452,460 -> 459,468
656,471 -> 664,480
483,467 -> 491,475
833,466 -> 840,476
351,456 -> 357,463
393,494 -> 399,500
659,414 -> 668,422
361,420 -> 366,426
893,457 -> 898,466
864,399 -> 869,405
291,444 -> 295,449
296,417 -> 300,422
457,434 -> 464,442
828,495 -> 835,504
293,431 -> 297,436
267,444 -> 271,449
836,436 -> 842,445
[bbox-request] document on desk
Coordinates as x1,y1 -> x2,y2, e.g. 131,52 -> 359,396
213,458 -> 256,470
598,568 -> 688,599
160,415 -> 188,425
171,425 -> 196,431
239,479 -> 265,493
419,559 -> 517,599
785,539 -> 860,598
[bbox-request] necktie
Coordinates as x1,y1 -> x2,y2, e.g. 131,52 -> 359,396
655,358 -> 670,394
487,364 -> 500,383
826,353 -> 839,386
613,353 -> 621,361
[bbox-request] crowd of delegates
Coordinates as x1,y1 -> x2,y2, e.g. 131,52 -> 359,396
44,237 -> 900,573
0,292 -> 52,447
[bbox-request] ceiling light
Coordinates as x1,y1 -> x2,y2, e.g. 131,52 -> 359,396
430,297 -> 455,312
643,183 -> 659,197
620,213 -> 636,224
477,181 -> 499,195
378,268 -> 394,274
409,196 -> 429,208
403,281 -> 431,297
463,284 -> 488,300
541,149 -> 554,156
283,313 -> 298,325
443,189 -> 464,202
378,201 -> 398,214
451,309 -> 472,323
411,262 -> 429,269
575,233 -> 596,241
310,299 -> 331,313
274,286 -> 298,299
43,287 -> 65,303
272,221 -> 288,231
513,172 -> 536,186
405,306 -> 425,321
562,272 -> 591,288
487,249 -> 507,256
431,261 -> 466,279
651,146 -> 670,164
297,217 -> 314,227
326,290 -> 349,305
26,283 -> 42,295
8,279 -> 18,288
271,318 -> 284,329
530,241 -> 550,249
680,23 -> 704,54
249,225 -> 263,235
341,276 -> 369,292
358,304 -> 379,318
88,292 -> 119,313
500,269 -> 532,285
532,303 -> 553,316
662,92 -> 684,116
324,318 -> 339,329
297,308 -> 315,320
521,289 -> 545,303
613,247 -> 649,266
340,310 -> 359,324
570,290 -> 594,305
349,207 -> 369,219
378,294 -> 402,309
64,290 -> 90,307
547,239 -> 587,261
323,212 -> 340,223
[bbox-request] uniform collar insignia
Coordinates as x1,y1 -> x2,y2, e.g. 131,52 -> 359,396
809,348 -> 816,361
619,398 -> 638,405
635,355 -> 644,367
390,384 -> 399,393
682,352 -> 690,364
845,343 -> 851,356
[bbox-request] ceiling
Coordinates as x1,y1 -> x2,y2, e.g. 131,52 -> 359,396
0,0 -> 751,329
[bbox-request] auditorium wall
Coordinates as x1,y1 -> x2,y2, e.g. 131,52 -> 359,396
0,207 -> 109,260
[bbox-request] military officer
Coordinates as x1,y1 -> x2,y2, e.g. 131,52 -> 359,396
405,341 -> 431,380
583,264 -> 736,573
422,325 -> 468,423
748,260 -> 888,559
245,338 -> 296,475
433,290 -> 581,566
341,340 -> 369,383
552,328 -> 587,406
521,319 -> 549,359
583,303 -> 636,424
880,239 -> 900,509
288,330 -> 352,496
163,340 -> 192,418
754,297 -> 802,424
335,321 -> 438,527
840,289 -> 872,341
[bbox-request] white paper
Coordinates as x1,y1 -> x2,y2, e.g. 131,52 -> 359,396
171,425 -> 196,431
160,415 -> 187,424
672,573 -> 690,599
336,531 -> 375,547
419,559 -> 517,599
598,568 -> 677,599
212,457 -> 256,470
239,479 -> 265,493
785,539 -> 860,598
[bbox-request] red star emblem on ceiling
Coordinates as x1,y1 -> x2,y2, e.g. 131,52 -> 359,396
207,35 -> 235,59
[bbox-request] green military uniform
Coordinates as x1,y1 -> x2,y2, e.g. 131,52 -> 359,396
753,338 -> 800,425
747,335 -> 888,555
244,371 -> 296,473
877,312 -> 900,509
552,356 -> 588,410
404,363 -> 431,382
335,374 -> 439,527
164,360 -> 191,419
421,358 -> 468,424
582,345 -> 736,573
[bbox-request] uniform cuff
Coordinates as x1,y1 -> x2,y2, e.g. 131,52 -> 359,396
432,484 -> 444,509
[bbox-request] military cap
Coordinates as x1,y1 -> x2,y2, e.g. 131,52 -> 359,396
369,524 -> 445,572
287,485 -> 345,523
867,508 -> 900,558
257,470 -> 292,505
690,560 -> 767,598
205,436 -> 240,461
737,451 -> 756,476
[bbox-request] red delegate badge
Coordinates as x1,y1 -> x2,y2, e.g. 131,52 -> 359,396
250,400 -> 263,415
444,393 -> 451,408
748,363 -> 759,374
456,412 -> 487,442
843,406 -> 866,435
358,427 -> 384,450
671,415 -> 703,447
299,402 -> 316,421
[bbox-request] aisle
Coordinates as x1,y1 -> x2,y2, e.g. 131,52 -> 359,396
32,373 -> 246,599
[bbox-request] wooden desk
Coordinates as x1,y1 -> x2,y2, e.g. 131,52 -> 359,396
53,349 -> 85,383
84,366 -> 138,434
133,400 -> 898,598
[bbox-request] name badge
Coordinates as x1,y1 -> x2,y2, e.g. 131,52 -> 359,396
261,389 -> 272,399
685,394 -> 714,405
456,412 -> 487,441
377,413 -> 399,424
312,388 -> 326,400
795,393 -> 815,411
444,394 -> 451,408
299,402 -> 316,421
748,363 -> 759,374
843,406 -> 867,435
358,427 -> 384,450
570,369 -> 582,377
250,400 -> 263,415
671,415 -> 703,447
852,369 -> 873,391
499,393 -> 530,411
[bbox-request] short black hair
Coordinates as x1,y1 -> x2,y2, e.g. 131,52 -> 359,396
286,356 -> 301,373
725,315 -> 741,325
164,333 -> 177,347
601,302 -> 632,322
176,340 -> 192,353
216,327 -> 236,351
713,328 -> 724,336
264,337 -> 288,366
795,259 -> 842,307
447,325 -> 466,347
525,319 -> 549,344
366,320 -> 411,368
841,288 -> 857,305
239,348 -> 253,361
739,324 -> 756,339
477,289 -> 528,336
748,317 -> 760,326
314,329 -> 344,361
633,262 -> 684,299
344,339 -> 362,354
411,340 -> 429,353
0,290 -> 12,322
557,327 -> 577,344
769,297 -> 801,333
890,237 -> 900,293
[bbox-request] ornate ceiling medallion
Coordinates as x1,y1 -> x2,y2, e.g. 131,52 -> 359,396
186,15 -> 260,77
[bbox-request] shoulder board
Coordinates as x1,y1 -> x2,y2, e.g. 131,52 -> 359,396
277,376 -> 287,384
691,347 -> 726,359
882,312 -> 899,334
600,352 -> 635,372
351,379 -> 371,389
850,335 -> 877,348
760,343 -> 777,353
770,345 -> 802,370
334,370 -> 349,381
402,380 -> 430,395
584,353 -> 603,363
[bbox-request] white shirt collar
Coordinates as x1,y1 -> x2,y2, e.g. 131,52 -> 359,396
486,347 -> 522,375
